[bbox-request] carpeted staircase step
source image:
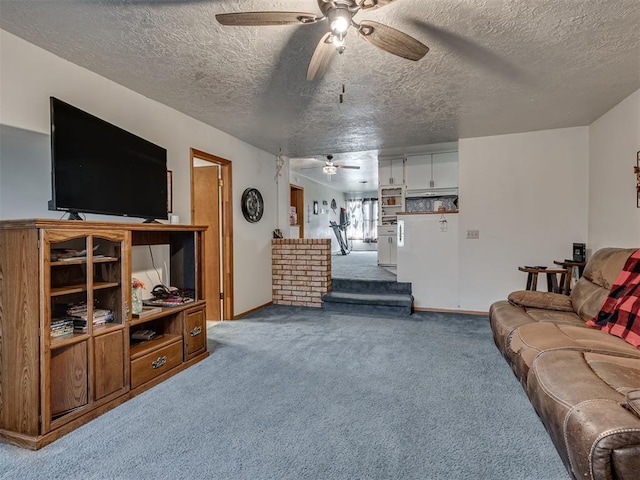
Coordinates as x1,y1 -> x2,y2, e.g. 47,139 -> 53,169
325,278 -> 414,316
331,278 -> 412,295
322,291 -> 413,316
323,291 -> 413,307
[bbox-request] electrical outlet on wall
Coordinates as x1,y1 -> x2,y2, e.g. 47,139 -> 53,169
466,230 -> 480,239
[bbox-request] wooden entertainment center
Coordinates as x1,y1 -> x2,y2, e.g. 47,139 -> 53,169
0,219 -> 208,449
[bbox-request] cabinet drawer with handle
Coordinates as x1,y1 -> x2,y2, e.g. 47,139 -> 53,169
378,226 -> 397,236
130,340 -> 182,389
185,306 -> 206,358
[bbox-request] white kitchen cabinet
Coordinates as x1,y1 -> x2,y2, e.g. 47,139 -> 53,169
405,152 -> 458,192
377,225 -> 397,266
431,152 -> 458,189
404,155 -> 431,191
378,157 -> 405,185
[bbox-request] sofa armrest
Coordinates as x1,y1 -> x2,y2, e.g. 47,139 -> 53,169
565,399 -> 640,480
508,290 -> 574,312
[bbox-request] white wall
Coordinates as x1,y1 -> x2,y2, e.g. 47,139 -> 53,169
0,30 -> 287,317
458,127 -> 589,311
588,89 -> 640,250
289,172 -> 347,253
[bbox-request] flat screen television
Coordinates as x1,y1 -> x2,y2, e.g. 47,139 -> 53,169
49,97 -> 168,221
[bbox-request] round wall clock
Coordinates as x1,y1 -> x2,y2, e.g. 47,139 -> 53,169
241,187 -> 264,223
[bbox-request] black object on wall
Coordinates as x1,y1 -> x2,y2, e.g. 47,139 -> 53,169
49,97 -> 168,221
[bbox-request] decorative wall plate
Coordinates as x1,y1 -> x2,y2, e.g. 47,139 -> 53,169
241,187 -> 264,223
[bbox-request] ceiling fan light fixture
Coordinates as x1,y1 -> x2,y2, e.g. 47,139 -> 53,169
323,165 -> 338,175
328,7 -> 352,35
331,33 -> 347,54
332,34 -> 345,47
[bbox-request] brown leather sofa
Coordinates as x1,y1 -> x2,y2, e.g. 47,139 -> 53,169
489,248 -> 640,480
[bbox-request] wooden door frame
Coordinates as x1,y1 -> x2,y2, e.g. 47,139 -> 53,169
290,184 -> 304,238
190,148 -> 234,321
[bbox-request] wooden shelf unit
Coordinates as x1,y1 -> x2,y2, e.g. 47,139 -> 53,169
379,185 -> 405,226
0,219 -> 208,450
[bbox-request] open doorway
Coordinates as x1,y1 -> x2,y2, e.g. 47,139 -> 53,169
190,148 -> 234,321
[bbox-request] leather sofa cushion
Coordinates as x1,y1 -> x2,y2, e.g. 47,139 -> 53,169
489,300 -> 584,361
522,308 -> 584,326
569,248 -> 636,321
508,323 -> 640,382
507,290 -> 573,311
570,277 -> 609,321
489,300 -> 583,361
489,300 -> 534,356
527,350 -> 640,480
581,247 -> 637,290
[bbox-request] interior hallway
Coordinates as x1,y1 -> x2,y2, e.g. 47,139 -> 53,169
331,250 -> 397,281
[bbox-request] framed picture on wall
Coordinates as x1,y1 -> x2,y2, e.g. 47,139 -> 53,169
313,201 -> 318,215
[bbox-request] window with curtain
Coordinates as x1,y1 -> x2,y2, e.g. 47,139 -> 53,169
347,197 -> 378,242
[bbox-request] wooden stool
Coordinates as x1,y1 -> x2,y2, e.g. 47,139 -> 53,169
518,266 -> 567,294
553,260 -> 587,294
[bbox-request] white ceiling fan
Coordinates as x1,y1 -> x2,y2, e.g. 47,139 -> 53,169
216,0 -> 429,81
301,154 -> 361,179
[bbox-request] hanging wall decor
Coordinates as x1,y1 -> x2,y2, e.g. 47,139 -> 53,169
241,187 -> 264,223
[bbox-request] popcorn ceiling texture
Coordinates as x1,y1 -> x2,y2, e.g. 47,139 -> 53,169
1,0 -> 638,158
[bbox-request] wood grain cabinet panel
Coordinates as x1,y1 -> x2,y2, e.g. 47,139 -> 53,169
185,307 -> 206,358
0,228 -> 40,436
94,330 -> 125,400
50,342 -> 88,418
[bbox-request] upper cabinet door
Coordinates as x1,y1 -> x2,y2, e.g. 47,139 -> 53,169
405,152 -> 459,191
378,157 -> 405,185
405,155 -> 431,191
431,152 -> 458,189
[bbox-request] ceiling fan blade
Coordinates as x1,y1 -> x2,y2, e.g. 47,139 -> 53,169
359,0 -> 399,11
336,165 -> 361,170
357,20 -> 428,61
307,32 -> 336,81
216,12 -> 318,26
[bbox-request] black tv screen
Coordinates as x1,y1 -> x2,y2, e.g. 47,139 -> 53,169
49,97 -> 168,220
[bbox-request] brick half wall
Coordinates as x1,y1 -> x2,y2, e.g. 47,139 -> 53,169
272,238 -> 332,307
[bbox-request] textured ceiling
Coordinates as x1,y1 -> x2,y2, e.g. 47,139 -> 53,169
1,0 -> 639,193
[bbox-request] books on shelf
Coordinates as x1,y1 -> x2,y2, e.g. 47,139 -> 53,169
132,306 -> 162,318
59,302 -> 115,331
50,317 -> 75,338
72,318 -> 88,333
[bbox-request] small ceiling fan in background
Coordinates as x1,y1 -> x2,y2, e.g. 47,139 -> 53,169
216,0 -> 429,80
301,155 -> 361,179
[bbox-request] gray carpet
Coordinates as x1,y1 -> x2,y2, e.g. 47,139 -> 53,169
332,251 -> 397,281
0,306 -> 568,480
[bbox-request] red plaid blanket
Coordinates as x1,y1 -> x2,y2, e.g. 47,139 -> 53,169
587,249 -> 640,348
